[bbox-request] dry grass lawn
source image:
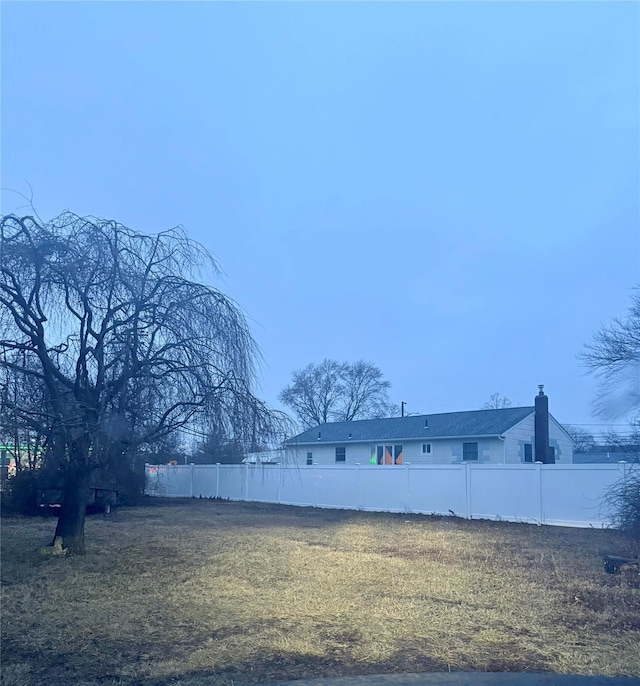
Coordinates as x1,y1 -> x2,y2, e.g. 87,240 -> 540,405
1,498 -> 639,686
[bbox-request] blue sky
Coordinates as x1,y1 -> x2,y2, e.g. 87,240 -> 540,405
2,1 -> 639,433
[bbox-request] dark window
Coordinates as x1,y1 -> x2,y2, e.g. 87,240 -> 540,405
524,444 -> 533,463
463,442 -> 478,461
548,446 -> 556,464
335,447 -> 346,463
422,443 -> 431,454
306,452 -> 313,465
374,445 -> 403,465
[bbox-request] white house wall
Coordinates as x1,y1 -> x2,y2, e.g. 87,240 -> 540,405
407,438 -> 504,464
503,414 -> 535,463
549,416 -> 573,463
502,413 -> 572,463
285,437 -> 505,466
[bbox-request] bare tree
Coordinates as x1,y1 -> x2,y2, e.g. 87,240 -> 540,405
581,289 -> 640,542
279,359 -> 394,428
563,425 -> 596,453
581,287 -> 640,419
601,418 -> 640,457
0,212 -> 289,553
481,393 -> 512,410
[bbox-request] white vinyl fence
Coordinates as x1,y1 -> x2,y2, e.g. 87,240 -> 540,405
144,462 -> 634,528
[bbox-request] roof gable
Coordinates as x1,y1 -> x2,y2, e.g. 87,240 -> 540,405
286,406 -> 536,445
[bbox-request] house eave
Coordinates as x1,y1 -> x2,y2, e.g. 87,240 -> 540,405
285,434 -> 505,447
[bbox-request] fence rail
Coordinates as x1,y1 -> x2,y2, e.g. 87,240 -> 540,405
144,462 -> 632,528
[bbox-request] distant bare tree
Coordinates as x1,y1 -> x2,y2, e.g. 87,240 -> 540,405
481,393 -> 512,410
1,212 -> 289,553
581,287 -> 640,418
563,425 -> 596,453
601,419 -> 640,457
279,359 -> 394,428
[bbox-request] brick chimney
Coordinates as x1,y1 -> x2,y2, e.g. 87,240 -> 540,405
534,385 -> 550,464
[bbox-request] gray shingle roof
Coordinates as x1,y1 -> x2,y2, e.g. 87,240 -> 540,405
286,406 -> 536,445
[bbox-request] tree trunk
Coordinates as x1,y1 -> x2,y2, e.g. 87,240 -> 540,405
53,466 -> 91,555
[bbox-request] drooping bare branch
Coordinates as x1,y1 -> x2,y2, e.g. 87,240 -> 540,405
581,288 -> 640,418
1,211 -> 287,552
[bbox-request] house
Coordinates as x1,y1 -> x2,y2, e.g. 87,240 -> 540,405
284,386 -> 574,466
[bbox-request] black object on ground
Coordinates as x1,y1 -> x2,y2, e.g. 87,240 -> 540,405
604,554 -> 639,574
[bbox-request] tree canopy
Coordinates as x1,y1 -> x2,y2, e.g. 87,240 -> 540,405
0,211 -> 288,552
279,359 -> 395,428
481,393 -> 512,410
563,425 -> 596,453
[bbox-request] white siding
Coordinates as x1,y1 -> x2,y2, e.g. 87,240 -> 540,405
286,437 -> 505,466
403,438 -> 504,464
549,416 -> 573,463
503,412 -> 573,464
503,413 -> 535,463
285,443 -> 371,465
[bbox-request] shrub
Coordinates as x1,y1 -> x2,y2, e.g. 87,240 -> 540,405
606,465 -> 640,545
2,470 -> 39,514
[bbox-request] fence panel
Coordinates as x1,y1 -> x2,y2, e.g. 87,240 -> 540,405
161,465 -> 192,497
540,464 -> 624,527
278,466 -> 318,506
292,465 -> 358,510
468,465 -> 540,524
192,465 -> 219,498
144,462 -> 628,528
217,465 -> 245,500
405,465 -> 467,516
246,465 -> 281,502
357,465 -> 409,512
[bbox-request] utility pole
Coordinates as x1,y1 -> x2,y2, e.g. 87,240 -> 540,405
401,401 -> 406,418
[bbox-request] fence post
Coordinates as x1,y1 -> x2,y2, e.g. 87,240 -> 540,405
215,463 -> 220,498
535,461 -> 543,524
189,463 -> 194,498
462,463 -> 470,519
406,462 -> 411,513
355,463 -> 361,510
313,464 -> 317,507
244,462 -> 250,501
277,463 -> 282,504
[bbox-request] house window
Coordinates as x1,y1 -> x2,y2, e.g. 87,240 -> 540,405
548,446 -> 556,464
335,447 -> 346,463
306,452 -> 313,465
524,444 -> 533,463
422,443 -> 431,454
373,445 -> 402,465
463,442 -> 478,461
394,445 -> 403,464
